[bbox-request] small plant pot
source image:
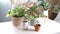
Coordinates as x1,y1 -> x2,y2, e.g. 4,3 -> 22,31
12,17 -> 24,26
23,21 -> 29,30
34,24 -> 41,32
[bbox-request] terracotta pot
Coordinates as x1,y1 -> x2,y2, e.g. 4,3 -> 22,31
12,17 -> 24,26
34,24 -> 41,32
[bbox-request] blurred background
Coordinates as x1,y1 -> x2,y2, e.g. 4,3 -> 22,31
0,0 -> 60,22
0,0 -> 11,22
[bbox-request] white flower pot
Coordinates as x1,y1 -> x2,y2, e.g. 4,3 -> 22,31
23,21 -> 29,30
43,10 -> 48,18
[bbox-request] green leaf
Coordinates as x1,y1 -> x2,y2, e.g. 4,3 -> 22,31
7,6 -> 26,17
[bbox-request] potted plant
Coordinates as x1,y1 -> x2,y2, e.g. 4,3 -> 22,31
7,6 -> 26,26
34,24 -> 41,32
48,3 -> 60,20
24,5 -> 43,26
40,1 -> 50,18
34,20 -> 41,32
36,0 -> 50,17
25,1 -> 50,25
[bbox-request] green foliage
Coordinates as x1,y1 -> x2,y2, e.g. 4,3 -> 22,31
25,1 -> 50,21
37,1 -> 50,10
41,1 -> 50,10
7,1 -> 50,21
7,6 -> 26,17
25,5 -> 43,21
56,6 -> 60,12
24,13 -> 35,21
29,5 -> 38,12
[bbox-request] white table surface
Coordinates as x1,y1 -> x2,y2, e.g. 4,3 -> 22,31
0,18 -> 60,34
